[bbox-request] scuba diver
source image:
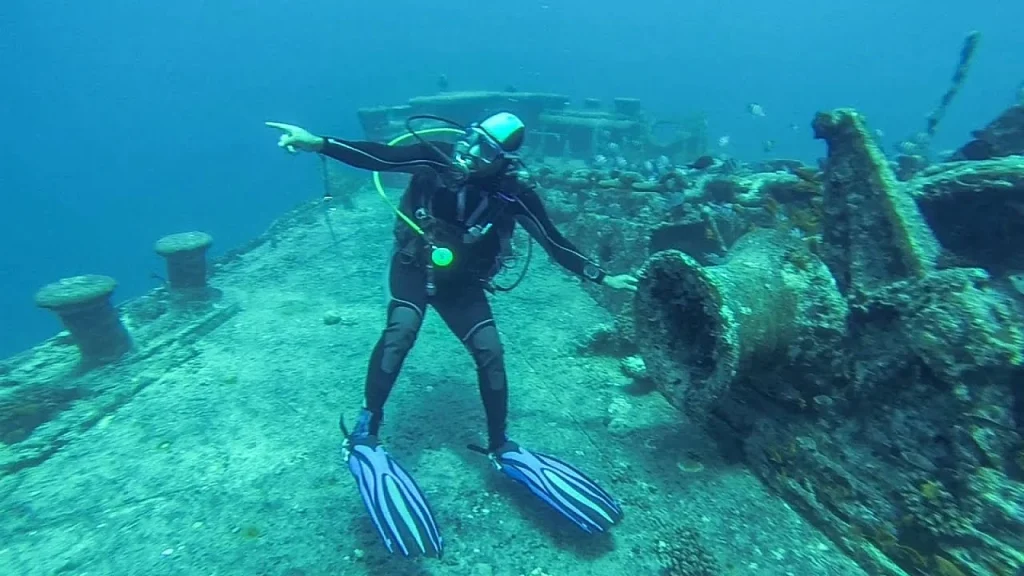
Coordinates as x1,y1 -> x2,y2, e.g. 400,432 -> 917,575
265,112 -> 635,558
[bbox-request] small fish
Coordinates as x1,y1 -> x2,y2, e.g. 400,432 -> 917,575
592,154 -> 608,167
897,131 -> 930,155
874,129 -> 886,140
762,139 -> 776,153
747,103 -> 766,117
614,156 -> 628,169
1010,273 -> 1024,296
789,165 -> 822,183
689,155 -> 716,170
897,140 -> 921,155
718,135 -> 731,147
437,74 -> 449,92
789,123 -> 800,131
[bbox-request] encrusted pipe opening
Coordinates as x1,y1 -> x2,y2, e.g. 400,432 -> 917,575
634,230 -> 848,420
34,275 -> 132,365
645,264 -> 721,384
634,251 -> 738,417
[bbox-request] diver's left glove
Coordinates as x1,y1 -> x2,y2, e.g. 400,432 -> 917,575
602,273 -> 638,292
264,121 -> 324,154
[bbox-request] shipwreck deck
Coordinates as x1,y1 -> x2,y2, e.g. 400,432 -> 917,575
0,186 -> 864,576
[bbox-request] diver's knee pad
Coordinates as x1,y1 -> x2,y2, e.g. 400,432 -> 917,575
378,304 -> 423,374
466,323 -> 506,390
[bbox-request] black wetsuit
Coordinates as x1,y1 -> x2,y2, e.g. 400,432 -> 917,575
320,136 -> 607,449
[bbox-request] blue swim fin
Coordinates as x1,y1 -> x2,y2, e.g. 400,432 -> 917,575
470,440 -> 623,533
341,415 -> 443,558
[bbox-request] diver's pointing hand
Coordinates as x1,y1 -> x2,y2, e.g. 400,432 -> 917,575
603,274 -> 638,293
264,121 -> 324,154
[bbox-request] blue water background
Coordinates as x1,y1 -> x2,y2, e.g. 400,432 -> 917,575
1,0 -> 1021,356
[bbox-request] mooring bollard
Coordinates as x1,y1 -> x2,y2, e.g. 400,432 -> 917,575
154,231 -> 213,292
34,274 -> 132,364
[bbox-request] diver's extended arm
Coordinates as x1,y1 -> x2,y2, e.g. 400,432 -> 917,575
265,121 -> 452,174
512,186 -> 607,284
319,137 -> 453,174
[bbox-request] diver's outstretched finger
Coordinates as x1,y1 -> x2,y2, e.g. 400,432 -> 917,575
264,121 -> 295,133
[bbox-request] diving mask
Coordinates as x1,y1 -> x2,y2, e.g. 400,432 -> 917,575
404,112 -> 524,177
453,125 -> 508,172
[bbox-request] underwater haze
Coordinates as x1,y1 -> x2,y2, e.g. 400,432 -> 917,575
1,0 -> 1022,355
5,2 -> 1024,576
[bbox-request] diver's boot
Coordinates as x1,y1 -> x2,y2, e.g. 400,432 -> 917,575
339,412 -> 443,558
470,438 -> 624,533
349,408 -> 378,439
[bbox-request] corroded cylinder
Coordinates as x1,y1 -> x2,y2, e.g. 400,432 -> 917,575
633,230 -> 847,420
34,275 -> 132,364
155,231 -> 213,291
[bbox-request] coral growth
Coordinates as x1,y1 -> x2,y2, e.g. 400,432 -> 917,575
703,178 -> 745,203
655,524 -> 721,576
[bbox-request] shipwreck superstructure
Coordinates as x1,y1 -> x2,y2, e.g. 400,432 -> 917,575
356,90 -> 708,164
